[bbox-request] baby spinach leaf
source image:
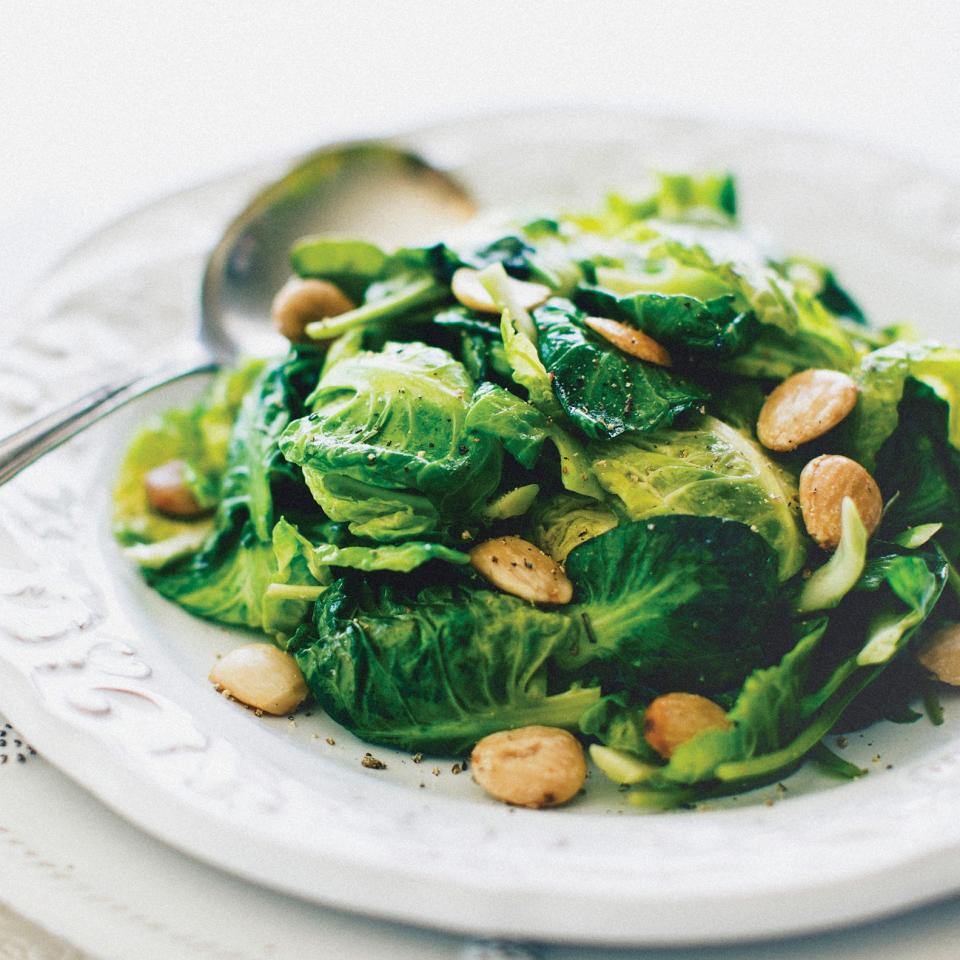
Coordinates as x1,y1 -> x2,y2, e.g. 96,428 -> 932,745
575,286 -> 758,360
561,516 -> 780,692
534,301 -> 708,441
496,307 -> 603,499
289,578 -> 600,754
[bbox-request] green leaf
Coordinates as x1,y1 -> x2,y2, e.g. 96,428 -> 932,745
845,342 -> 960,471
662,619 -> 830,784
870,380 -> 960,562
113,360 -> 265,548
144,509 -> 278,631
534,300 -> 708,441
575,286 -> 758,360
290,577 -> 600,754
529,492 -> 619,563
561,516 -> 780,692
220,351 -> 327,542
589,416 -> 806,579
280,341 -> 502,539
273,517 -> 469,576
721,294 -> 856,380
465,383 -> 551,469
638,544 -> 947,794
602,172 -> 738,226
496,308 -> 604,499
290,237 -> 389,301
778,256 -> 867,324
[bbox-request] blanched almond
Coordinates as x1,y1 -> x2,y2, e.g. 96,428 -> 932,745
209,643 -> 308,716
643,693 -> 730,759
271,277 -> 355,342
451,267 -> 550,315
583,315 -> 672,367
757,369 -> 858,451
917,622 -> 960,685
469,536 -> 573,604
471,725 -> 586,808
799,454 -> 883,551
145,460 -> 207,518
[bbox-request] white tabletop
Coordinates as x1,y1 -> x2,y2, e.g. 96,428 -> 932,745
2,2 -> 960,956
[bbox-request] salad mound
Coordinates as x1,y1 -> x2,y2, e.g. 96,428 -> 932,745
114,173 -> 960,810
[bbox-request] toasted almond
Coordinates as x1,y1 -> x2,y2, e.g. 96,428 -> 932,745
643,693 -> 731,759
451,267 -> 550,315
583,315 -> 672,367
757,369 -> 859,451
145,460 -> 208,518
918,622 -> 960,685
469,536 -> 573,605
799,454 -> 883,551
271,277 -> 355,342
471,725 -> 586,808
209,643 -> 308,716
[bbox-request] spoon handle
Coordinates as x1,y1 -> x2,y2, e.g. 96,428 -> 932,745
0,357 -> 219,487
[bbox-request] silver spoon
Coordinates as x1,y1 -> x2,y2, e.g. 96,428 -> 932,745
0,142 -> 475,485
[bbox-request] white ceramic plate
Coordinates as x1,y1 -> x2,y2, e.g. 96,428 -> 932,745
3,110 -> 960,947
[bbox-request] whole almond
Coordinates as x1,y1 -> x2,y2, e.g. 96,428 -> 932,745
583,316 -> 672,367
757,369 -> 858,451
451,267 -> 550,315
469,536 -> 573,604
643,693 -> 731,759
799,454 -> 883,550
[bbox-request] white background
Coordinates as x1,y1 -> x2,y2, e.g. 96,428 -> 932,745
1,2 -> 959,956
2,0 -> 959,322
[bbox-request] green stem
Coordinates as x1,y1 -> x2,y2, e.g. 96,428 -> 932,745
264,583 -> 328,601
305,276 -> 444,340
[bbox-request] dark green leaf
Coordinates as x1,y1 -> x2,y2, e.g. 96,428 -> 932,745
575,286 -> 758,360
534,300 -> 708,440
561,516 -> 781,692
290,578 -> 600,754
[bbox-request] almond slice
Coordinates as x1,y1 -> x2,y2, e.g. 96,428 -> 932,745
757,369 -> 858,452
451,267 -> 550,315
799,454 -> 883,551
469,536 -> 573,605
583,316 -> 672,367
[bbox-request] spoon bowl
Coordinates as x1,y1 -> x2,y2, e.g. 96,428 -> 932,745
201,142 -> 475,360
0,142 -> 475,484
